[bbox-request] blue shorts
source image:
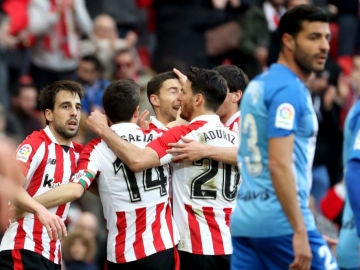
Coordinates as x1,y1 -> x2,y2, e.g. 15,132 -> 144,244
231,230 -> 338,270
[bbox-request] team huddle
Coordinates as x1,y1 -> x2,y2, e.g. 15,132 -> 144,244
0,5 -> 351,270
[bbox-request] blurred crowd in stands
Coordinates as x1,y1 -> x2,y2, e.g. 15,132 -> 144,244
1,0 -> 359,268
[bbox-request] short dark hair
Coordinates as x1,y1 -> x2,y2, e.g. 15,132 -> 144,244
146,71 -> 178,100
81,54 -> 103,73
213,65 -> 248,93
278,5 -> 329,41
186,67 -> 227,112
39,80 -> 84,112
102,79 -> 140,123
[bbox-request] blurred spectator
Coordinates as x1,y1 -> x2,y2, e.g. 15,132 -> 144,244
70,211 -> 106,270
1,0 -> 34,107
309,70 -> 339,212
151,0 -> 236,72
10,81 -> 43,139
0,2 -> 30,109
80,13 -> 137,80
113,47 -> 154,114
0,10 -> 11,109
0,101 -> 23,143
62,229 -> 98,270
236,0 -> 286,79
77,55 -> 109,115
339,54 -> 360,129
27,0 -> 92,92
71,211 -> 99,238
102,0 -> 141,38
333,0 -> 360,75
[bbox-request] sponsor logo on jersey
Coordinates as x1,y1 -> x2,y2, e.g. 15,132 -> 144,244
47,158 -> 56,165
238,189 -> 271,201
43,174 -> 60,188
275,103 -> 295,130
16,144 -> 32,162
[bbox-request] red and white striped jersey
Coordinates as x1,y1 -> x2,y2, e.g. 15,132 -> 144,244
148,116 -> 167,130
147,115 -> 240,255
225,111 -> 240,133
70,123 -> 179,263
0,127 -> 82,264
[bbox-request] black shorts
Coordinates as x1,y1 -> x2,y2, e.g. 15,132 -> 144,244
0,249 -> 61,270
107,247 -> 178,270
178,250 -> 230,270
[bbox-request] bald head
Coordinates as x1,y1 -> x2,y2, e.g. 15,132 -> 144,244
73,211 -> 99,237
93,14 -> 118,39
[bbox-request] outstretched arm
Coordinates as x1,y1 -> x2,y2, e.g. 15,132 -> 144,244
86,110 -> 160,172
167,137 -> 237,164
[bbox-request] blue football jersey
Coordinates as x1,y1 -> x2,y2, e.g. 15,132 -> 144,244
232,64 -> 317,237
337,100 -> 360,269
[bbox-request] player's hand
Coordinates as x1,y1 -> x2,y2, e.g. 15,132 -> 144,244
86,110 -> 109,136
35,205 -> 67,241
166,107 -> 188,128
137,109 -> 150,129
167,137 -> 207,162
173,68 -> 187,86
289,230 -> 312,270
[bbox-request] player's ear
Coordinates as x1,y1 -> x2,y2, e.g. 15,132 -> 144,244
232,90 -> 242,103
194,93 -> 204,107
149,94 -> 160,108
44,108 -> 53,123
133,105 -> 140,119
282,33 -> 295,51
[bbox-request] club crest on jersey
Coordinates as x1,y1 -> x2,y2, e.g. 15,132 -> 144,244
275,103 -> 295,130
16,144 -> 32,162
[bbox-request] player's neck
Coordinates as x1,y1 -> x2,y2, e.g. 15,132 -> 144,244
278,53 -> 311,83
220,108 -> 238,125
48,125 -> 72,146
155,114 -> 171,127
190,109 -> 216,121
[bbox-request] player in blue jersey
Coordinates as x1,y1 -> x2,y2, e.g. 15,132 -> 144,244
231,5 -> 338,270
336,81 -> 360,269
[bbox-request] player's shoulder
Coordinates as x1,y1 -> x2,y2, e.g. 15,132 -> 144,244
16,130 -> 48,163
83,137 -> 103,150
187,120 -> 207,131
72,141 -> 85,153
19,129 -> 47,149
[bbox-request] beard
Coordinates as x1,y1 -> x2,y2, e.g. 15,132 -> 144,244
294,46 -> 327,75
54,122 -> 79,139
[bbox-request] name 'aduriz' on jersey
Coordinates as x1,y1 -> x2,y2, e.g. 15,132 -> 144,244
120,133 -> 154,143
202,129 -> 237,144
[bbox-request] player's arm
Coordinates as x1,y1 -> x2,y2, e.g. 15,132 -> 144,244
3,142 -> 67,240
167,137 -> 237,164
268,135 -> 312,270
86,110 -> 160,172
11,187 -> 68,240
345,158 -> 360,236
34,183 -> 85,208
